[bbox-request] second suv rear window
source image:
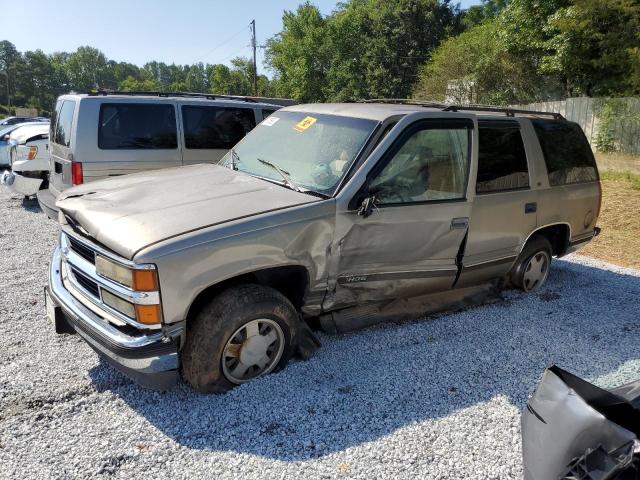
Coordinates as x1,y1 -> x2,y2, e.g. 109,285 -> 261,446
182,106 -> 256,149
98,103 -> 177,150
532,120 -> 598,185
53,100 -> 76,147
476,122 -> 529,193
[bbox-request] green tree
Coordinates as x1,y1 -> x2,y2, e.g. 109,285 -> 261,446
540,0 -> 640,96
65,46 -> 110,91
119,75 -> 160,91
413,20 -> 551,104
14,50 -> 58,110
462,0 -> 508,28
265,2 -> 329,101
265,0 -> 462,102
0,40 -> 20,105
325,0 -> 463,100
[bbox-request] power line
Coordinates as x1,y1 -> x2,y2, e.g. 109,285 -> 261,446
219,44 -> 251,64
192,25 -> 249,64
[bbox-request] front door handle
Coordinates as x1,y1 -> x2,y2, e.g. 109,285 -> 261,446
525,202 -> 537,214
451,217 -> 469,229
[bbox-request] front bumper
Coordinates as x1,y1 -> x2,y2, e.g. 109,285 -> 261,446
0,170 -> 42,196
37,188 -> 58,219
47,246 -> 180,389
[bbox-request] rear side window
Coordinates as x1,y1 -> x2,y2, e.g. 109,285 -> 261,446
53,100 -> 76,147
476,122 -> 529,193
98,103 -> 177,150
532,120 -> 598,185
182,106 -> 256,149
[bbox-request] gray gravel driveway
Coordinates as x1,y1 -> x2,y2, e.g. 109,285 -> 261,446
1,191 -> 639,479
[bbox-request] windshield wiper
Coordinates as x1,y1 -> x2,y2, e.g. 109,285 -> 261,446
258,158 -> 301,192
230,148 -> 240,170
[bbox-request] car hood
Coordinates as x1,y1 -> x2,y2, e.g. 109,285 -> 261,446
57,164 -> 319,259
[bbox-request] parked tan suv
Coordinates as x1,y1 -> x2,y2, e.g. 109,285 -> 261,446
45,101 -> 601,392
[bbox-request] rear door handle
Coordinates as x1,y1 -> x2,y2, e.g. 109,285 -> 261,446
525,202 -> 537,214
451,217 -> 469,229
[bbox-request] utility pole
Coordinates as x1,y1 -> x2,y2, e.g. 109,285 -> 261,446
250,19 -> 257,96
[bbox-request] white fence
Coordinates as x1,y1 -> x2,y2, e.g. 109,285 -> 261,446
512,97 -> 640,155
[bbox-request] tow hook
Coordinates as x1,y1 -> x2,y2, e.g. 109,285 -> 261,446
593,226 -> 601,237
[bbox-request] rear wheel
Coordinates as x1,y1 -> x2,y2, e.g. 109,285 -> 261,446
511,235 -> 552,292
181,284 -> 298,393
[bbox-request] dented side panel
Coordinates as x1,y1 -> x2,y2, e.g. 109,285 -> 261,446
135,200 -> 337,324
326,202 -> 470,310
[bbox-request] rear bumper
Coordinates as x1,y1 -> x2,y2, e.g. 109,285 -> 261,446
0,170 -> 42,196
47,246 -> 180,389
565,227 -> 601,255
37,188 -> 58,219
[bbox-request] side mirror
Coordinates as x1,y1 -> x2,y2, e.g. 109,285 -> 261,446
357,195 -> 377,218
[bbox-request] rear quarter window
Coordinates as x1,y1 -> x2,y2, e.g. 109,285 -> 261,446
532,120 -> 598,186
476,122 -> 529,193
182,106 -> 256,149
53,100 -> 76,147
98,103 -> 178,150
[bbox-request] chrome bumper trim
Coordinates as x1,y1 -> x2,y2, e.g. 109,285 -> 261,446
50,246 -> 176,349
49,246 -> 181,389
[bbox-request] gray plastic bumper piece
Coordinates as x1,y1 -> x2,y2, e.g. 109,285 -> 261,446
522,365 -> 640,479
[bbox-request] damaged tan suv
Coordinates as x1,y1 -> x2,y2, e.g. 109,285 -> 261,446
46,101 -> 601,392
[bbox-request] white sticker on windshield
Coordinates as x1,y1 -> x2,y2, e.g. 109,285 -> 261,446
262,116 -> 280,127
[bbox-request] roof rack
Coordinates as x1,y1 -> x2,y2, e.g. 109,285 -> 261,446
87,90 -> 258,103
363,98 -> 564,120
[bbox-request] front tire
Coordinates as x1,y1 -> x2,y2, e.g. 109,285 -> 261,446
181,284 -> 298,393
511,235 -> 552,292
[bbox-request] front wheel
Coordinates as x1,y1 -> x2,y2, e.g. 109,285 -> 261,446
510,235 -> 552,292
181,284 -> 298,393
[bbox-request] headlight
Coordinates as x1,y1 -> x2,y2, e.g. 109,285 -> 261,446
96,256 -> 162,325
101,289 -> 136,318
95,256 -> 158,291
26,146 -> 38,160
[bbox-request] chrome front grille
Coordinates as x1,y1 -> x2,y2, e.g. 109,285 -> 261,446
70,267 -> 100,298
68,236 -> 95,264
59,231 -> 161,331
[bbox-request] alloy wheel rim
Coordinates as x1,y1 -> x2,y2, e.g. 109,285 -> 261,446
222,318 -> 285,384
523,251 -> 550,292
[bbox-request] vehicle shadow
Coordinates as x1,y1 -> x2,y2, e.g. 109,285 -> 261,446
88,257 -> 640,461
21,196 -> 42,213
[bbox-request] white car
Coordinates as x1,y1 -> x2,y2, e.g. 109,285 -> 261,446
0,121 -> 49,168
1,123 -> 50,197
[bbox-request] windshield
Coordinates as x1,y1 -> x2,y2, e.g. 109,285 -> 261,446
219,111 -> 378,196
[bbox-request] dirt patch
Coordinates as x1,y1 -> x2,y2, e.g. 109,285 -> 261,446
596,152 -> 640,175
580,178 -> 640,269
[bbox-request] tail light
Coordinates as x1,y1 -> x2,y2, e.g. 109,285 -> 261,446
71,161 -> 83,185
596,180 -> 602,219
27,146 -> 38,160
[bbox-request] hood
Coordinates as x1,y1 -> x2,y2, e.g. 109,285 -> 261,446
8,123 -> 49,143
57,164 -> 319,259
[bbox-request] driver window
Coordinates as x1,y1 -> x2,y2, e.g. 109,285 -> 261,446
370,124 -> 470,204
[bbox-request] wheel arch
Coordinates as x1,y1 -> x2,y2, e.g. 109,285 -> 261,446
185,264 -> 311,326
521,222 -> 572,257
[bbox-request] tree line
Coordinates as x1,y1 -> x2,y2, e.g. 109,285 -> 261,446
0,42 -> 273,115
1,0 -> 639,114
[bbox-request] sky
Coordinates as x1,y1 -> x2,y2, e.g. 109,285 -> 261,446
0,0 -> 481,74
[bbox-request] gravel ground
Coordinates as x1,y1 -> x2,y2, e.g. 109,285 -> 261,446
1,190 -> 639,480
